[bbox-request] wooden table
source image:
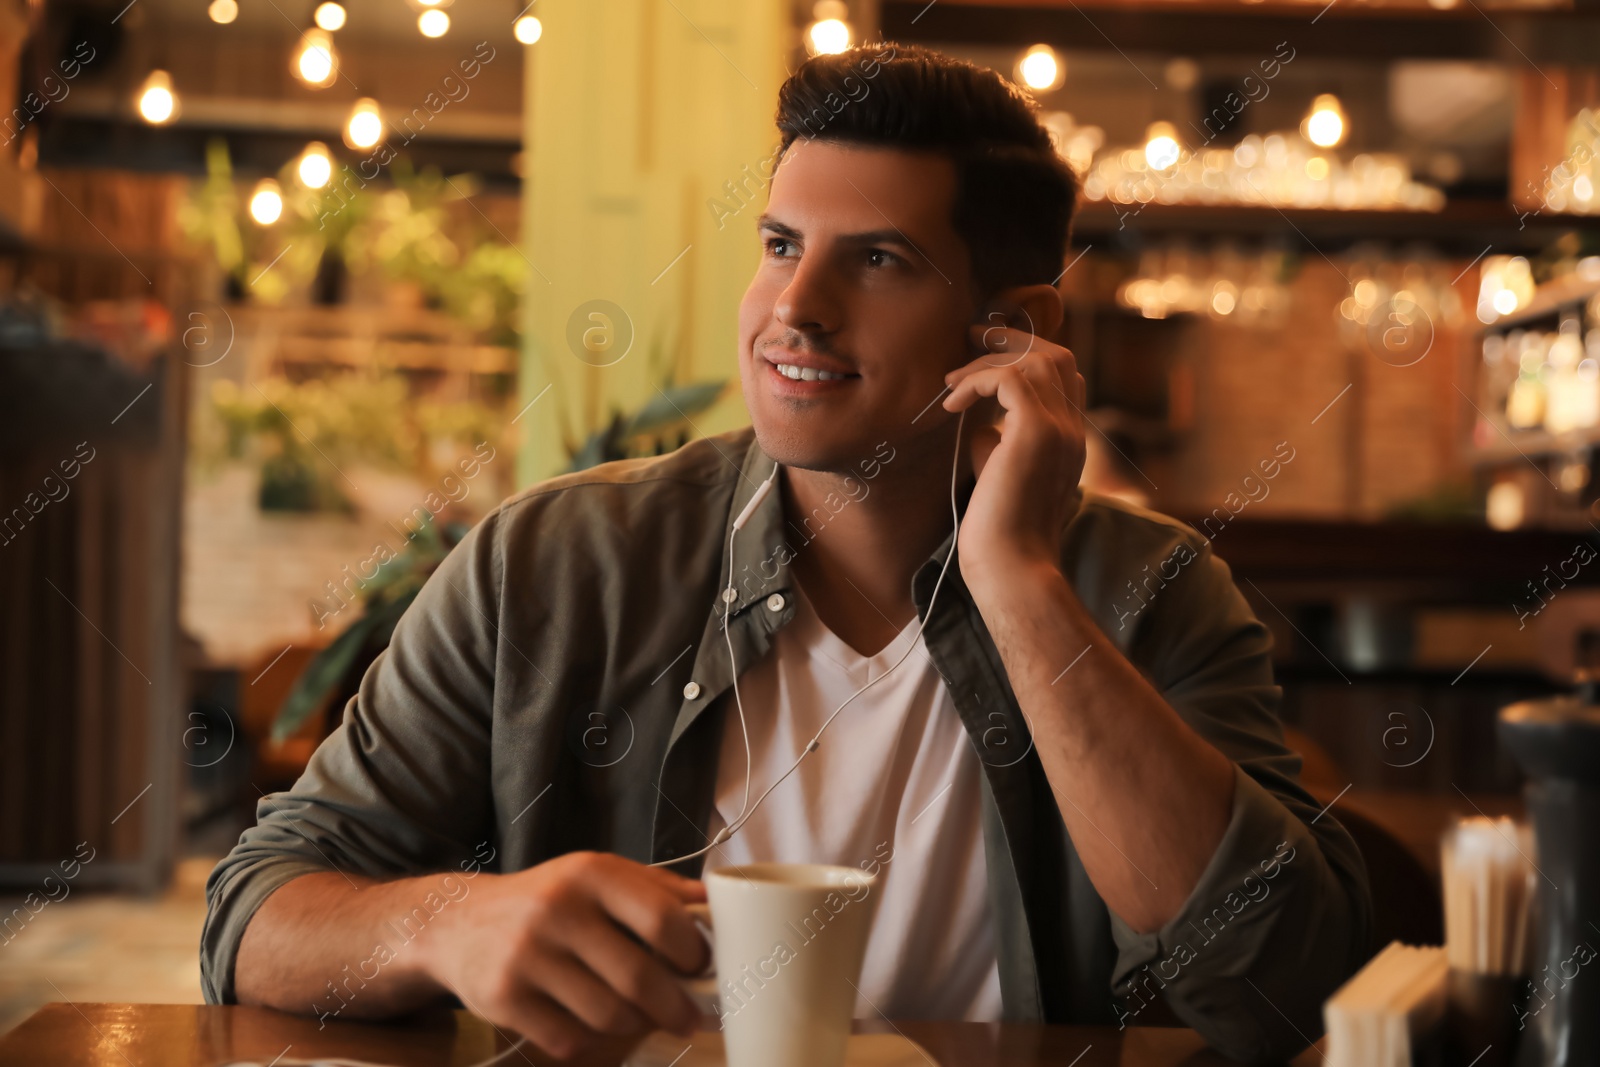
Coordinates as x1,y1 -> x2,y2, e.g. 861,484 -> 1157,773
0,1004 -> 1325,1066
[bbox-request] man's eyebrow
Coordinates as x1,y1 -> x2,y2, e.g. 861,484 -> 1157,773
755,215 -> 920,251
756,215 -> 801,239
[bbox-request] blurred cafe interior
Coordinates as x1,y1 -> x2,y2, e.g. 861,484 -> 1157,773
1,0 -> 1599,1061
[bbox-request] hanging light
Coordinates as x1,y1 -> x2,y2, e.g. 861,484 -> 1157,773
293,29 -> 338,87
313,1 -> 347,30
345,98 -> 383,150
297,142 -> 333,189
249,179 -> 284,225
1303,94 -> 1347,149
208,0 -> 238,23
418,8 -> 450,36
513,14 -> 542,44
136,70 -> 178,125
1143,121 -> 1181,171
805,1 -> 851,56
1016,44 -> 1064,93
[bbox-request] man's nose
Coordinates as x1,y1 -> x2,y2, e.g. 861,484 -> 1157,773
774,257 -> 839,334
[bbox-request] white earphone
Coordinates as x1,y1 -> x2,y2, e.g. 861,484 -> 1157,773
653,408 -> 968,868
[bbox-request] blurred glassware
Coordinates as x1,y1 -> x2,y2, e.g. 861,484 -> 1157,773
1535,108 -> 1599,216
1115,241 -> 1290,325
1079,129 -> 1445,212
1039,111 -> 1103,178
1335,245 -> 1465,355
1477,255 -> 1537,324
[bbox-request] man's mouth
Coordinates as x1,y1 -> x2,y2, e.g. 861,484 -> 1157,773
760,346 -> 861,387
772,362 -> 853,382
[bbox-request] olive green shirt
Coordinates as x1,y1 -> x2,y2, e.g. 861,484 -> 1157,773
202,426 -> 1371,1064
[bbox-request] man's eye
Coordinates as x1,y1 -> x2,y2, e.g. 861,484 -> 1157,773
866,249 -> 897,268
765,237 -> 796,258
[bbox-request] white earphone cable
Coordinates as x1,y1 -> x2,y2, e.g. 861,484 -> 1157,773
653,408 -> 967,868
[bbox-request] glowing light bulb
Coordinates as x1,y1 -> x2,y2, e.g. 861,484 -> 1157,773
1303,94 -> 1347,149
294,30 -> 337,86
418,9 -> 449,36
298,142 -> 332,189
346,98 -> 383,150
314,1 -> 346,30
1492,288 -> 1519,316
513,15 -> 542,44
208,0 -> 238,24
137,71 -> 177,125
806,17 -> 850,54
1144,122 -> 1181,171
249,179 -> 284,225
1486,480 -> 1524,530
1018,45 -> 1062,92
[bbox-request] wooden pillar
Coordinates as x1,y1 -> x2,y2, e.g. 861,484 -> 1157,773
515,0 -> 792,486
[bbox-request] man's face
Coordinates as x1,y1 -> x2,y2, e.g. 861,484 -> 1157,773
738,140 -> 978,473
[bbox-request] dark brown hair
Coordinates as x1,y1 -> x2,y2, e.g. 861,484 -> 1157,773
774,42 -> 1078,295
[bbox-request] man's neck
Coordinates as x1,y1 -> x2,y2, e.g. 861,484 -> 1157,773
779,430 -> 971,658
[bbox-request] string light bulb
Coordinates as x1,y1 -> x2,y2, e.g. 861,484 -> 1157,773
136,70 -> 178,125
418,8 -> 449,36
805,1 -> 851,56
314,2 -> 347,30
297,142 -> 333,189
1143,121 -> 1181,171
514,15 -> 542,44
1303,94 -> 1347,149
208,0 -> 238,24
345,98 -> 383,150
1016,44 -> 1064,93
293,29 -> 338,87
249,179 -> 284,225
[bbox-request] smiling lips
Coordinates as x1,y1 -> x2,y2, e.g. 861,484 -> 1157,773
761,346 -> 859,388
773,362 -> 851,382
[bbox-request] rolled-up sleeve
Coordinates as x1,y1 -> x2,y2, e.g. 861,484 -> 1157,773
1111,538 -> 1372,1064
200,508 -> 505,1005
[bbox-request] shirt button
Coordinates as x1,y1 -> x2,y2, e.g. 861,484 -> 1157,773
766,593 -> 786,612
721,588 -> 738,604
683,681 -> 701,700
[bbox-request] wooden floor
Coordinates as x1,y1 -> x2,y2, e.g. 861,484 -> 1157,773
0,856 -> 212,1037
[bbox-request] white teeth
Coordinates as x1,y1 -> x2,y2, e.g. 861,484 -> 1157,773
775,363 -> 848,382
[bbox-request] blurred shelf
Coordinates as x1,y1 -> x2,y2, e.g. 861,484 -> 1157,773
230,304 -> 518,376
1069,198 -> 1582,254
1186,516 -> 1600,591
886,0 -> 1600,62
1467,424 -> 1600,463
893,0 -> 1576,15
1478,275 -> 1600,331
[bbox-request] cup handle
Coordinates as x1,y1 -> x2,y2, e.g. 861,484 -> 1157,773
680,903 -> 719,1018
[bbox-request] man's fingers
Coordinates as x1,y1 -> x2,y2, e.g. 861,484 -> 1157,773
560,911 -> 700,1036
532,950 -> 650,1038
943,364 -> 1046,424
593,870 -> 711,976
486,985 -> 596,1064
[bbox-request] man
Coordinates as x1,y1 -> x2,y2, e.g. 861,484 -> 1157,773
204,43 -> 1371,1064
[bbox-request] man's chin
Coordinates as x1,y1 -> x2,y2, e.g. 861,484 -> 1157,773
749,418 -> 876,475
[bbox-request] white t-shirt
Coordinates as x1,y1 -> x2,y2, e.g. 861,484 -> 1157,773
703,582 -> 1004,1022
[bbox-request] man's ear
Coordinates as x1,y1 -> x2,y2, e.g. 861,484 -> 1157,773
979,283 -> 1064,341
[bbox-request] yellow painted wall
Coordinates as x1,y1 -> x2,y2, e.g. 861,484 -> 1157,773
516,0 -> 793,486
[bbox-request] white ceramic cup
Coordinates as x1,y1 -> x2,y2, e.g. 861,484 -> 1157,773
681,862 -> 881,1067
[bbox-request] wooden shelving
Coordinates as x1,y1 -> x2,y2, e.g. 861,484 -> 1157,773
884,0 -> 1600,63
1468,424 -> 1600,463
1069,198 -> 1589,254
